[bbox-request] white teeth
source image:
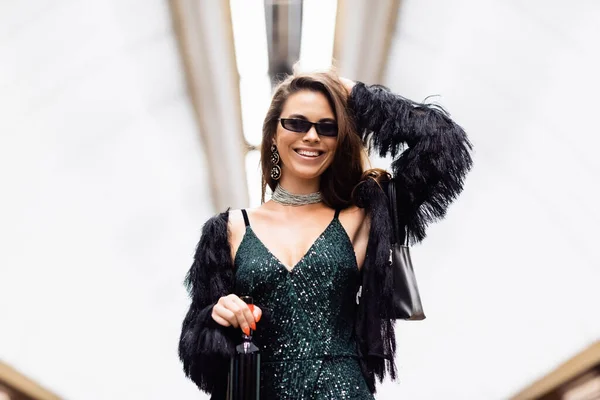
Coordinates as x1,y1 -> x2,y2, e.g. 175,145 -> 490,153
296,149 -> 321,157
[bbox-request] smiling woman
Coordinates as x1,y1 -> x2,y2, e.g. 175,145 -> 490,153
260,74 -> 365,209
178,71 -> 473,399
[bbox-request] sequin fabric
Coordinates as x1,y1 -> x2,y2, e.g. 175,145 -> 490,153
234,212 -> 374,399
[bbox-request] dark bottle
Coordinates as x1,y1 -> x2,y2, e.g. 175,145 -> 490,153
227,295 -> 260,400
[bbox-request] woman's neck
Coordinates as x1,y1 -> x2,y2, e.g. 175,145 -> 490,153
277,175 -> 320,194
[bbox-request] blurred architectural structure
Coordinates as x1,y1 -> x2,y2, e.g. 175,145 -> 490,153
169,0 -> 248,210
511,341 -> 600,400
264,0 -> 303,85
0,361 -> 61,400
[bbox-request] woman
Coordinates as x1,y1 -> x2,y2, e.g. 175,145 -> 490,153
179,72 -> 473,399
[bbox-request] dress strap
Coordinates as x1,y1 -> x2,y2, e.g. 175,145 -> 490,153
241,209 -> 250,227
334,208 -> 341,220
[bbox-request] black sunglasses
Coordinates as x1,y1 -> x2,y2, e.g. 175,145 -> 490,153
278,118 -> 338,137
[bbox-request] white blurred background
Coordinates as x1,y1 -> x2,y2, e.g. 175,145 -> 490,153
1,1 -> 599,399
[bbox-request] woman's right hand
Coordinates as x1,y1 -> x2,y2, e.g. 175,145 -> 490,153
211,294 -> 262,335
339,77 -> 355,96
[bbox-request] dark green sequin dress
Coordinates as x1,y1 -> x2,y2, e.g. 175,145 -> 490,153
234,209 -> 374,400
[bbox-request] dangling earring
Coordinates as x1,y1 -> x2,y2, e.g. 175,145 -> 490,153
270,144 -> 281,180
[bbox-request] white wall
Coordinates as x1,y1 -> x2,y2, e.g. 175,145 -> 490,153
0,1 -> 212,399
376,0 -> 600,399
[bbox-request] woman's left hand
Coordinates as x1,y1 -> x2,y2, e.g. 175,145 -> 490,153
339,77 -> 355,96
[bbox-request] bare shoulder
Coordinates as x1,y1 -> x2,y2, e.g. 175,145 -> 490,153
339,205 -> 371,269
339,204 -> 368,226
338,205 -> 370,241
228,208 -> 246,234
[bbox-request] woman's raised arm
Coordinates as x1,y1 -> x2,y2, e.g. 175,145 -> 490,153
348,81 -> 474,244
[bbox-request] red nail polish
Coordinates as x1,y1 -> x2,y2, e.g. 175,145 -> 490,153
256,314 -> 261,322
243,327 -> 250,336
251,322 -> 257,331
247,304 -> 255,313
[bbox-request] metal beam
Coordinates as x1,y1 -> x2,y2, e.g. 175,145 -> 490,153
169,0 -> 249,211
333,0 -> 401,83
510,341 -> 600,400
264,0 -> 303,86
0,361 -> 62,400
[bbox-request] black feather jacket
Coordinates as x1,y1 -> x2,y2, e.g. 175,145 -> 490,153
178,82 -> 473,398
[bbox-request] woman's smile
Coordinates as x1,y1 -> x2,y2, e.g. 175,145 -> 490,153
293,147 -> 326,160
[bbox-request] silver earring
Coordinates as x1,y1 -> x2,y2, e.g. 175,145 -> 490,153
270,144 -> 281,180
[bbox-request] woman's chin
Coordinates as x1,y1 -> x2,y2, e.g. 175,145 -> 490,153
283,164 -> 328,181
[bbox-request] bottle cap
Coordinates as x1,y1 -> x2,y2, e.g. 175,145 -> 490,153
240,296 -> 255,338
241,295 -> 255,314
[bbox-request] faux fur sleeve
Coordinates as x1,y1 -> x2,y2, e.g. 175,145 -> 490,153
349,82 -> 474,244
178,210 -> 236,397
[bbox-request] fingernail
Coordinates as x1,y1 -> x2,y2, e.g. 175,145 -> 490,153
243,327 -> 250,336
256,314 -> 261,322
251,322 -> 257,331
247,304 -> 255,313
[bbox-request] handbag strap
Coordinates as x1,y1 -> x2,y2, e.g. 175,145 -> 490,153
387,179 -> 409,246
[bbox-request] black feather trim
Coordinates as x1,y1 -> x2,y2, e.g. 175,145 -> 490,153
178,211 -> 236,397
349,82 -> 474,244
353,178 -> 397,391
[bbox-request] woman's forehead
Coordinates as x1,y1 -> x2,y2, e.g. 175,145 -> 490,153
281,90 -> 335,119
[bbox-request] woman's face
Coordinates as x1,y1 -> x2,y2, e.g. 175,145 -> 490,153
274,90 -> 338,182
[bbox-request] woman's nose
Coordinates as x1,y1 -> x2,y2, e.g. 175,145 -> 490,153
302,126 -> 320,142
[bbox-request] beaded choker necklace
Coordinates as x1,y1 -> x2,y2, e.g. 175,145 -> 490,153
271,185 -> 322,206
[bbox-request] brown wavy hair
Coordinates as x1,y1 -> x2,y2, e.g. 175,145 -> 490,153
260,71 -> 389,209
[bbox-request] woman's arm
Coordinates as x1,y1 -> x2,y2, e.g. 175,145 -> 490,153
348,81 -> 474,244
178,211 -> 237,396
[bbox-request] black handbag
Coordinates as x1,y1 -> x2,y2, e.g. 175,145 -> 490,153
387,179 -> 426,320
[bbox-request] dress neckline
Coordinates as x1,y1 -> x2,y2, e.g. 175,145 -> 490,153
246,217 -> 338,274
